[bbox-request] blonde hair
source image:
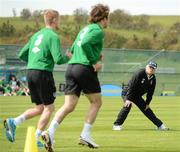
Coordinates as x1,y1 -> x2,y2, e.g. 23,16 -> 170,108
44,9 -> 59,25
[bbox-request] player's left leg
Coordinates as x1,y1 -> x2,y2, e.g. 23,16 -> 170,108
4,104 -> 44,143
113,96 -> 132,130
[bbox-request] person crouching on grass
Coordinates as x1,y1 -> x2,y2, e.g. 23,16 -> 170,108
113,61 -> 169,131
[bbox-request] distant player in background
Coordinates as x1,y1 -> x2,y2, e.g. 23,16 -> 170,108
9,75 -> 20,92
41,4 -> 110,152
113,61 -> 169,131
4,9 -> 71,147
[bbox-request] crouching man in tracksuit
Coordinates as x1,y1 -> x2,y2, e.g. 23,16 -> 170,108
113,61 -> 169,131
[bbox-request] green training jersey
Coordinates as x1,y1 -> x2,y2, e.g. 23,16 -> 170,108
69,23 -> 104,65
19,28 -> 69,72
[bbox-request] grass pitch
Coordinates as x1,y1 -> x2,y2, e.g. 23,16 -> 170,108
0,96 -> 180,152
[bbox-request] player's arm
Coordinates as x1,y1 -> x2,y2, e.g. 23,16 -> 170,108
81,30 -> 103,65
18,42 -> 30,62
69,42 -> 75,54
146,77 -> 156,105
50,36 -> 71,64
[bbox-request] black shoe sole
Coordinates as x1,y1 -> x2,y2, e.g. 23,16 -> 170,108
42,134 -> 54,152
4,120 -> 8,130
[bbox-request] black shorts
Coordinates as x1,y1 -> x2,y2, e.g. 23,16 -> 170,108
27,69 -> 56,105
64,64 -> 101,97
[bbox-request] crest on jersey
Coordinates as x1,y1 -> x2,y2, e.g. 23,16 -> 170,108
141,78 -> 145,83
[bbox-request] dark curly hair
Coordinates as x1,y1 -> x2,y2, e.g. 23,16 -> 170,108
89,4 -> 110,23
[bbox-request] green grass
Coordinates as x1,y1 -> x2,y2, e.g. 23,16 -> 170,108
1,15 -> 179,28
0,15 -> 179,38
0,17 -> 44,30
149,15 -> 180,27
0,15 -> 179,45
0,96 -> 180,152
107,28 -> 151,38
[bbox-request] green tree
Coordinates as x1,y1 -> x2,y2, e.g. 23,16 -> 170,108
124,34 -> 140,49
159,31 -> 178,49
23,25 -> 33,34
32,10 -> 42,18
133,15 -> 149,30
170,22 -> 180,33
12,8 -> 17,17
0,20 -> 16,36
73,8 -> 88,25
109,9 -> 133,29
139,37 -> 152,49
105,31 -> 127,48
20,8 -> 31,20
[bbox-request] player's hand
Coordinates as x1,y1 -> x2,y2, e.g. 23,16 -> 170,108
144,105 -> 149,111
65,50 -> 72,59
99,53 -> 104,61
93,62 -> 102,72
124,100 -> 132,107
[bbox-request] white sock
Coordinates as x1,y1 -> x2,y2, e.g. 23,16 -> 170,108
35,129 -> 42,140
81,123 -> 92,138
14,114 -> 26,125
47,119 -> 59,140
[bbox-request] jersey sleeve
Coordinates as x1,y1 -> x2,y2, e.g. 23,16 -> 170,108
50,36 -> 69,65
18,41 -> 30,62
81,29 -> 103,65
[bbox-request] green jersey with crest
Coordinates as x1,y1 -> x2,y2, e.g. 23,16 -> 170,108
69,23 -> 104,65
19,28 -> 69,72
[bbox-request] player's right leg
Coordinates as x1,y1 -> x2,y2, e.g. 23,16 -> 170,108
36,104 -> 54,148
72,64 -> 102,148
113,106 -> 132,130
41,131 -> 54,152
33,69 -> 59,148
113,96 -> 132,130
79,93 -> 102,148
41,65 -> 82,151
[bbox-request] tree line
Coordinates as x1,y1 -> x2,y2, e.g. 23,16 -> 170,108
0,8 -> 180,51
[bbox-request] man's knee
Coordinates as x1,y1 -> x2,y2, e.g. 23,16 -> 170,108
63,95 -> 79,113
65,106 -> 76,113
44,104 -> 55,113
90,98 -> 102,109
35,105 -> 44,114
87,93 -> 102,107
144,107 -> 153,114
